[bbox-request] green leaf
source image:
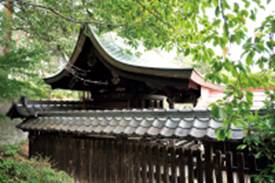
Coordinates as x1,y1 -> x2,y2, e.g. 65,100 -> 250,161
245,51 -> 255,65
237,144 -> 247,150
233,3 -> 239,13
211,104 -> 220,118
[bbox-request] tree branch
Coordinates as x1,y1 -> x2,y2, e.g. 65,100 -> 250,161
14,0 -> 120,28
219,0 -> 229,38
135,0 -> 174,30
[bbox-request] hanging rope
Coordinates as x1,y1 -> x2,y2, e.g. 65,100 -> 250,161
65,64 -> 109,86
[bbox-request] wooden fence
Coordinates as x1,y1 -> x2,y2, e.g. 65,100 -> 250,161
29,132 -> 263,183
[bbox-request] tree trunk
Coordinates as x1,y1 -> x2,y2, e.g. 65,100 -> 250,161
3,0 -> 13,54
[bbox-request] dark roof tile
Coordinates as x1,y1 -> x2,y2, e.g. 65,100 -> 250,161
165,118 -> 178,129
193,118 -> 209,129
178,120 -> 193,128
160,127 -> 175,137
103,125 -> 114,133
118,119 -> 129,127
190,128 -> 207,138
136,126 -> 149,136
140,119 -> 153,127
208,119 -> 222,129
153,118 -> 166,128
113,125 -> 127,134
174,128 -> 191,137
129,119 -> 140,127
15,106 -> 249,140
147,127 -> 162,136
124,126 -> 137,135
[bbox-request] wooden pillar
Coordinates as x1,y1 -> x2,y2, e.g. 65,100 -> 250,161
28,132 -> 34,158
204,141 -> 213,183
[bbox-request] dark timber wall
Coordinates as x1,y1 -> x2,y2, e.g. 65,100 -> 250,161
29,132 -> 265,183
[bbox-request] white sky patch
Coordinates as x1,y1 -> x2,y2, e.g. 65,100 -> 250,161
228,1 -> 275,61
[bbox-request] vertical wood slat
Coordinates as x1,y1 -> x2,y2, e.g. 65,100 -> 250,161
237,153 -> 245,183
163,146 -> 170,183
137,142 -> 142,183
93,139 -> 99,183
85,139 -> 90,183
179,148 -> 186,183
133,142 -> 138,183
31,133 -> 38,157
115,140 -> 119,183
126,140 -> 131,183
226,152 -> 234,183
118,140 -> 123,183
79,139 -> 87,183
194,150 -> 203,183
141,144 -> 147,183
105,139 -> 111,183
67,136 -> 73,176
70,137 -> 77,183
88,139 -> 93,183
214,151 -> 223,183
155,145 -> 162,183
57,134 -> 64,170
98,139 -> 103,183
187,149 -> 194,183
43,134 -> 48,160
76,138 -> 81,183
102,139 -> 106,183
55,135 -> 59,169
109,140 -> 116,183
62,135 -> 67,171
121,139 -> 127,183
248,154 -> 258,183
28,133 -> 33,158
148,144 -> 154,183
171,147 -> 177,183
127,142 -> 134,183
204,143 -> 213,183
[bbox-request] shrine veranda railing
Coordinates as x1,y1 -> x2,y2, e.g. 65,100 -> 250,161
29,132 -> 266,183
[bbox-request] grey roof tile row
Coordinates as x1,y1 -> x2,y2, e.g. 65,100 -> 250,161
17,110 -> 244,139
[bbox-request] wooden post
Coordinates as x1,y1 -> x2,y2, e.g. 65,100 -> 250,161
179,148 -> 186,183
163,146 -> 170,183
186,149 -> 194,183
194,150 -> 203,183
155,145 -> 162,183
170,147 -> 178,183
204,142 -> 213,183
148,144 -> 154,183
214,151 -> 223,183
237,153 -> 245,183
226,152 -> 234,183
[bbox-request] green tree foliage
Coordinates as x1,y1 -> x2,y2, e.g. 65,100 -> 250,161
0,1 -> 80,101
0,44 -> 50,100
0,143 -> 72,183
0,0 -> 274,180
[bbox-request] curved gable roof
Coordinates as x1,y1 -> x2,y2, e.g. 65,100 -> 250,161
45,25 -> 223,92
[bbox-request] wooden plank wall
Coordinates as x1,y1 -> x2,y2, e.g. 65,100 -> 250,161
29,132 -> 262,183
